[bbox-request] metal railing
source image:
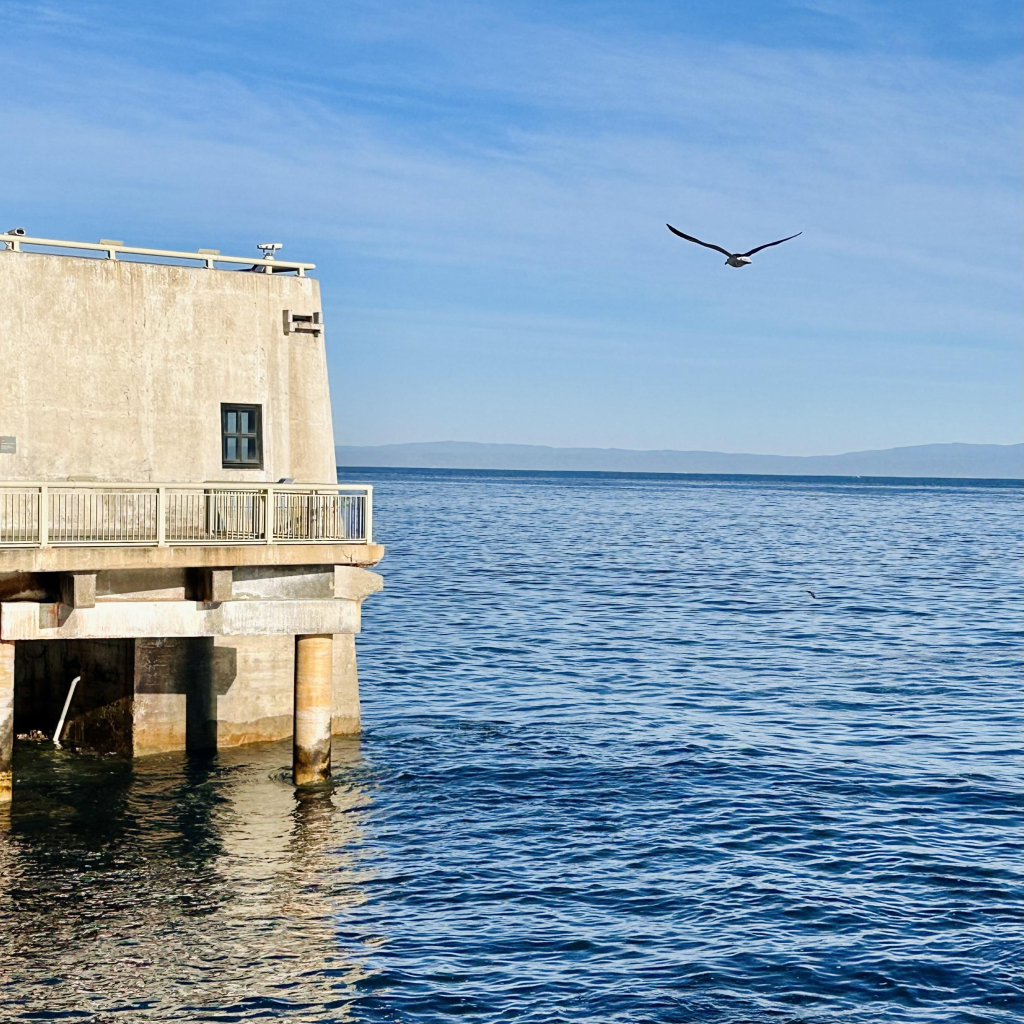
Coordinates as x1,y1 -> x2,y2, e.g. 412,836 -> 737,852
0,233 -> 315,275
0,483 -> 372,547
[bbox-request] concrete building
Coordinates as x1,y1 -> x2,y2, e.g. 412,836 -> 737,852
0,231 -> 384,803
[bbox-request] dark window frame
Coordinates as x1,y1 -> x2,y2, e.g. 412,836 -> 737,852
221,403 -> 263,469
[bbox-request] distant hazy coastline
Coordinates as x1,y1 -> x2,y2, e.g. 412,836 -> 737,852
336,441 -> 1023,480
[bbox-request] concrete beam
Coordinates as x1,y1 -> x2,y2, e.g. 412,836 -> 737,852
196,568 -> 233,603
95,569 -> 189,603
230,565 -> 335,601
0,598 -> 360,641
60,572 -> 97,609
334,566 -> 384,602
0,542 -> 384,574
228,565 -> 383,601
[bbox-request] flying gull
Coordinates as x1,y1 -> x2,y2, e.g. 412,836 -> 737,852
666,224 -> 802,267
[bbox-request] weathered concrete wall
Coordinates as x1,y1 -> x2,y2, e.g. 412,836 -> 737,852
133,637 -> 210,756
214,634 -> 292,747
0,250 -> 335,484
332,633 -> 360,736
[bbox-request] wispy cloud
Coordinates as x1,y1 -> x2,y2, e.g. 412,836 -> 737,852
1,1 -> 1020,452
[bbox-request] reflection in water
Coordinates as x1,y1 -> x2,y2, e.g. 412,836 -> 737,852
0,740 -> 374,1022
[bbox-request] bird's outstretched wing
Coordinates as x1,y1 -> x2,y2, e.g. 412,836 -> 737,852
666,224 -> 732,257
739,232 -> 802,257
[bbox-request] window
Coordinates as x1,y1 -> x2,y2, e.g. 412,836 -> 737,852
221,404 -> 263,468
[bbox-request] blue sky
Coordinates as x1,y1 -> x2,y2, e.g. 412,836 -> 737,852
2,0 -> 1021,454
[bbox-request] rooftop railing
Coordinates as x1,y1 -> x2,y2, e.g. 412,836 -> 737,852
0,233 -> 315,275
0,483 -> 372,548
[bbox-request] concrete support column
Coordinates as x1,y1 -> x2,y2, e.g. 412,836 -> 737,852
293,634 -> 333,786
1,640 -> 15,805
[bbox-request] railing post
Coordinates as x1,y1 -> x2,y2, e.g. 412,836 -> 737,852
365,486 -> 373,545
265,485 -> 275,544
156,487 -> 167,546
38,485 -> 48,548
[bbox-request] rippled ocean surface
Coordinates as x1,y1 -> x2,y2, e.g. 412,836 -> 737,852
2,469 -> 1021,1023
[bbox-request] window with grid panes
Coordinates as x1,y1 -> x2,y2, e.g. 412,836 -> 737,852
221,404 -> 263,468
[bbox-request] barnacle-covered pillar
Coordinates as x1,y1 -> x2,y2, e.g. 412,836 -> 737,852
293,634 -> 333,786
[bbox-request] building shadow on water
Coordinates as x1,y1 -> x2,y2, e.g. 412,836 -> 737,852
0,738 -> 374,1021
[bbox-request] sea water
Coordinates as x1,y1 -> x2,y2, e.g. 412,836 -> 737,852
2,469 -> 1021,1022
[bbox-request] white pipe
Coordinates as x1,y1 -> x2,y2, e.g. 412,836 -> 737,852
53,675 -> 80,749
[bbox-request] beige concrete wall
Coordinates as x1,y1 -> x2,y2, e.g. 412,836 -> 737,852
214,634 -> 293,747
0,250 -> 336,484
132,638 -> 193,757
332,633 -> 361,736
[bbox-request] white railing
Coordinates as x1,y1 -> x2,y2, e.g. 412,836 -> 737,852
0,483 -> 372,548
1,233 -> 315,275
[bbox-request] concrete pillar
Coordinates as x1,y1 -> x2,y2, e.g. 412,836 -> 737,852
1,640 -> 14,805
293,634 -> 333,786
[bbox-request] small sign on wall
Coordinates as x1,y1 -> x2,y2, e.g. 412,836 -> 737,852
0,436 -> 15,454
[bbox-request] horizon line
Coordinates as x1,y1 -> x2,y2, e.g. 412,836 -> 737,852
335,439 -> 1024,458
335,465 -> 1024,485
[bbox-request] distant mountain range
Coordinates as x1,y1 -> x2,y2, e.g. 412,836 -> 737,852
336,441 -> 1023,480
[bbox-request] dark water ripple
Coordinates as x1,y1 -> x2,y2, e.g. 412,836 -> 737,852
1,470 -> 1021,1022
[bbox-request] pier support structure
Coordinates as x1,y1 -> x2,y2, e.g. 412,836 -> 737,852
293,634 -> 334,786
0,567 -> 382,798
